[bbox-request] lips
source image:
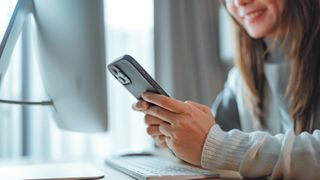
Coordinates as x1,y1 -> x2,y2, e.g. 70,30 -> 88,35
242,9 -> 266,24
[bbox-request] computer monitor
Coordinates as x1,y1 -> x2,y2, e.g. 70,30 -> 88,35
0,0 -> 108,132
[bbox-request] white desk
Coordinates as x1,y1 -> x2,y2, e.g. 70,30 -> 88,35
0,156 -> 242,180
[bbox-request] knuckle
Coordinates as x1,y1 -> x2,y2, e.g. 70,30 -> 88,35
183,107 -> 192,116
184,107 -> 192,117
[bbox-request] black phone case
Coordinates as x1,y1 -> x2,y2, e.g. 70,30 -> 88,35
107,55 -> 169,100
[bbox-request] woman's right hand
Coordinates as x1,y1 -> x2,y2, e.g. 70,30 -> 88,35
132,100 -> 169,148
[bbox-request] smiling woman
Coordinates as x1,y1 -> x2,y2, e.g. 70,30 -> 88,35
133,0 -> 320,179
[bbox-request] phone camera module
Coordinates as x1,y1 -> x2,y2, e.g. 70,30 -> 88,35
110,66 -> 131,85
110,66 -> 120,75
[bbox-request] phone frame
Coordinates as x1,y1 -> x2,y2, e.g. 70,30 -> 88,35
108,55 -> 169,100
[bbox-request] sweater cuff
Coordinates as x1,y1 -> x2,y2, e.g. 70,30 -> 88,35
201,124 -> 250,171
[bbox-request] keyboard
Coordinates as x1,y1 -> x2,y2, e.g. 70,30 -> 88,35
106,155 -> 219,180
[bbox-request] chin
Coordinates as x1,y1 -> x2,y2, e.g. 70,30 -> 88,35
247,29 -> 268,39
248,33 -> 265,39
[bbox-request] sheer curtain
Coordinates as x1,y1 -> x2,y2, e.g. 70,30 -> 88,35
0,0 -> 154,160
154,0 -> 229,106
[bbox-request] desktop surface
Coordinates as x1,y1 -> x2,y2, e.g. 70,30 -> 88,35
0,152 -> 242,180
0,162 -> 104,179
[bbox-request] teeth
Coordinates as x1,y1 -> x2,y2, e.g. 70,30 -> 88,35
244,10 -> 264,22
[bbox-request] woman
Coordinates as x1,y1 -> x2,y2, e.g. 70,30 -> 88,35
133,0 -> 320,178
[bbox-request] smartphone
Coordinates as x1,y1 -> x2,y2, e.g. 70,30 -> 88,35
107,55 -> 169,100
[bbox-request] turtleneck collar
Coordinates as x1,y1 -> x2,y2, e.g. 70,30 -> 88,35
263,38 -> 291,112
264,38 -> 290,63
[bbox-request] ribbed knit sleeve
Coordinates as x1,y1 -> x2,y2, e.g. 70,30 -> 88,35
201,124 -> 320,179
201,125 -> 250,171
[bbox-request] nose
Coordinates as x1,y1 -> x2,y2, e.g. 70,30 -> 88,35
233,0 -> 253,6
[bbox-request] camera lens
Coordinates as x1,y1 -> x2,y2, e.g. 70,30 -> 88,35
110,67 -> 119,75
118,77 -> 126,84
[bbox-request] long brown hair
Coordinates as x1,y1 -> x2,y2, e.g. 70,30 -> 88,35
222,0 -> 320,133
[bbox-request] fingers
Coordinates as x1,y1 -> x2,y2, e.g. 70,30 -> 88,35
142,92 -> 186,113
185,101 -> 211,114
155,135 -> 168,148
132,100 -> 150,111
145,105 -> 178,125
147,127 -> 169,148
145,122 -> 172,137
159,123 -> 172,137
145,116 -> 171,149
165,136 -> 174,151
146,125 -> 162,136
145,115 -> 167,125
146,123 -> 173,137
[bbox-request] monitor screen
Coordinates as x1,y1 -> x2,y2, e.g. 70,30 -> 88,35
0,0 -> 108,133
33,0 -> 108,132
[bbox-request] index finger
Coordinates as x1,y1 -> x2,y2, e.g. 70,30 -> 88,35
142,92 -> 186,113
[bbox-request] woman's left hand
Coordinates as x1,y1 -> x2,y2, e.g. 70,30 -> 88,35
140,92 -> 216,166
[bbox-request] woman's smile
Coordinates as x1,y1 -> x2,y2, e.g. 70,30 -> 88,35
227,0 -> 284,38
242,8 -> 267,25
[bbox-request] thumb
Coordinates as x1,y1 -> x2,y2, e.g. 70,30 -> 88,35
185,101 -> 211,114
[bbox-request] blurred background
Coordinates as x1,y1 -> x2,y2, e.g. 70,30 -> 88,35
0,0 -> 234,160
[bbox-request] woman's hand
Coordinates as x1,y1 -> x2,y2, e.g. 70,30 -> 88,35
133,100 -> 169,148
133,92 -> 216,166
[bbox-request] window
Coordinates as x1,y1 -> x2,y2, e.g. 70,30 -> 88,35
0,0 -> 22,158
219,5 -> 235,64
0,0 -> 154,159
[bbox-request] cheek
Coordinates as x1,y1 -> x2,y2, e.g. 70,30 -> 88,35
262,1 -> 284,35
225,1 -> 285,39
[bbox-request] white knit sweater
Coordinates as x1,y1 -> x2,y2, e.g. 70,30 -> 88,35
202,48 -> 320,179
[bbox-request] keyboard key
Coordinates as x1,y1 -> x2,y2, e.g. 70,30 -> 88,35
106,155 -> 219,180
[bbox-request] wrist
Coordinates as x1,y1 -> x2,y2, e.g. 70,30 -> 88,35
201,124 -> 249,171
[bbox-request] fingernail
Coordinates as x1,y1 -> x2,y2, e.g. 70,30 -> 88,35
132,103 -> 139,110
